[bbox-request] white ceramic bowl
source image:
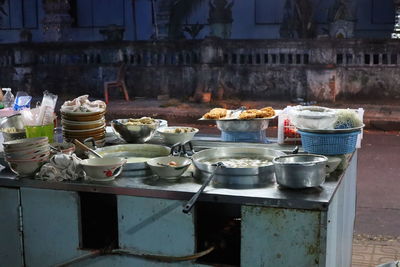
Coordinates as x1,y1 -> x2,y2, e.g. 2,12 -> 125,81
6,151 -> 50,161
3,137 -> 48,151
146,156 -> 191,180
5,143 -> 49,157
7,157 -> 49,177
157,127 -> 199,145
80,157 -> 127,181
4,143 -> 49,154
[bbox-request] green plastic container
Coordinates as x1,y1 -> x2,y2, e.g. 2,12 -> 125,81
25,123 -> 54,142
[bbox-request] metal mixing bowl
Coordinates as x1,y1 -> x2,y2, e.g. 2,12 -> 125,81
273,154 -> 328,189
0,114 -> 26,141
111,119 -> 160,143
216,119 -> 270,132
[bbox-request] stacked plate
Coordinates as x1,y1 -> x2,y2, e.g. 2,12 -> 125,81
61,111 -> 106,147
4,137 -> 50,177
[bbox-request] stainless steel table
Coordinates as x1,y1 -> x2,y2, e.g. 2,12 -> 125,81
0,141 -> 357,267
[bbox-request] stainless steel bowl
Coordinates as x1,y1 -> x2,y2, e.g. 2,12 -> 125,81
111,119 -> 160,143
273,154 -> 328,189
0,114 -> 26,141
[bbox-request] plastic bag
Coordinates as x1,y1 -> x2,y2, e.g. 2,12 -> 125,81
38,91 -> 58,126
13,91 -> 32,111
277,107 -> 302,145
289,106 -> 337,130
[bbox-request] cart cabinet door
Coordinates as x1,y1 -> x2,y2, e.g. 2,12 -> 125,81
118,195 -> 195,256
0,187 -> 23,267
241,206 -> 326,267
20,188 -> 86,267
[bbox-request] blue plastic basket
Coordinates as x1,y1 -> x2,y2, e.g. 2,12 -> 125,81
221,131 -> 269,143
298,130 -> 360,155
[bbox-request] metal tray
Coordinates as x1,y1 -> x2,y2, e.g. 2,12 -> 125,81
199,115 -> 277,121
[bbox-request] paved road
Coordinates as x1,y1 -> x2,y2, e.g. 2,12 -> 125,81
355,130 -> 400,237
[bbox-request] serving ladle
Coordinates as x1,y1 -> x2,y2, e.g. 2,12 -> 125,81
182,162 -> 225,214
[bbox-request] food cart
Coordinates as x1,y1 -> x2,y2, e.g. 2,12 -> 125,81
0,103 -> 362,267
0,141 -> 357,267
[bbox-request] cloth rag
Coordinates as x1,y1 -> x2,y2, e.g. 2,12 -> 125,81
36,153 -> 86,181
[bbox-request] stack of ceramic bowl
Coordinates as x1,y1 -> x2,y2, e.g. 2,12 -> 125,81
61,110 -> 106,147
3,137 -> 50,177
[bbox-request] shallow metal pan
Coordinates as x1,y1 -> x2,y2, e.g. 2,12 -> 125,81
90,144 -> 170,175
192,147 -> 286,188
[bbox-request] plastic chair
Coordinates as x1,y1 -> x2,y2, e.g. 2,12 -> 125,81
104,64 -> 130,104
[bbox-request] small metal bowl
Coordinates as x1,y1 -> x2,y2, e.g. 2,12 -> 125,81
273,154 -> 328,189
111,119 -> 160,143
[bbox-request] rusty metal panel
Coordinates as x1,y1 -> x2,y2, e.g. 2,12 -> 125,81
241,206 -> 325,267
0,187 -> 23,267
21,188 -> 86,267
118,195 -> 196,256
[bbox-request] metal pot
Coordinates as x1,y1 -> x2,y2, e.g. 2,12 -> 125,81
192,147 -> 286,189
273,154 -> 328,189
0,114 -> 26,141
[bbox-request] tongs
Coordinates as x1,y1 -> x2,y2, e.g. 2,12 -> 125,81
170,141 -> 195,157
226,106 -> 246,119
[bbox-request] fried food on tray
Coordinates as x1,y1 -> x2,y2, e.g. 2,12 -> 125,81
202,108 -> 228,119
238,107 -> 275,119
239,110 -> 257,119
203,107 -> 275,120
258,107 -> 275,118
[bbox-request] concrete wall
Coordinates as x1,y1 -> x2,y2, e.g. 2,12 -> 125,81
1,39 -> 399,102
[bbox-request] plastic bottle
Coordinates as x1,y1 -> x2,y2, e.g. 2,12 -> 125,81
2,88 -> 15,109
